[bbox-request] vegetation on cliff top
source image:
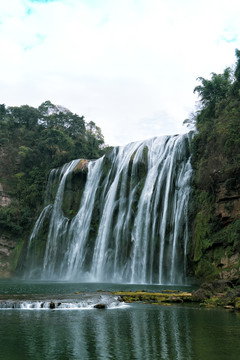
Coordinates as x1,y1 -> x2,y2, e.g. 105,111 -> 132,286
0,101 -> 106,237
188,49 -> 240,282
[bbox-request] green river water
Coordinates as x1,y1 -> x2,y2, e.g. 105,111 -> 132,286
0,280 -> 240,360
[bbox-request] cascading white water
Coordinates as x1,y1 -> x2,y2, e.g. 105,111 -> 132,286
24,133 -> 193,284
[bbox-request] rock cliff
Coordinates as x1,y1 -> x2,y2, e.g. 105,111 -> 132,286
0,182 -> 22,277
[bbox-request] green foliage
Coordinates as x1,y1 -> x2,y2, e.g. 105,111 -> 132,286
194,212 -> 210,262
211,220 -> 240,251
194,67 -> 232,115
10,240 -> 25,271
195,258 -> 215,279
191,50 -> 240,190
0,204 -> 31,234
0,101 -> 107,237
189,50 -> 240,281
232,49 -> 240,95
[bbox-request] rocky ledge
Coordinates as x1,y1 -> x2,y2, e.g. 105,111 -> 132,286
113,280 -> 240,311
191,279 -> 240,310
113,289 -> 193,305
0,236 -> 17,278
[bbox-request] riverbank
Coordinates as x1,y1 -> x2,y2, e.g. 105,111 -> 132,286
113,279 -> 240,311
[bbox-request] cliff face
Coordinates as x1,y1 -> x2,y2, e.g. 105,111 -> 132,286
189,101 -> 240,283
0,236 -> 17,278
0,183 -> 11,207
0,182 -> 23,277
191,172 -> 240,283
211,171 -> 240,281
215,176 -> 240,224
0,142 -> 20,277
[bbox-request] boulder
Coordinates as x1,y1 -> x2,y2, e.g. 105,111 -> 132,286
208,280 -> 233,293
49,301 -> 55,309
192,288 -> 211,301
94,303 -> 106,309
234,297 -> 240,310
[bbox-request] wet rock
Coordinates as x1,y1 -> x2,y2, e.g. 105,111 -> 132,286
94,303 -> 106,309
49,301 -> 55,309
201,280 -> 233,294
192,288 -> 211,301
222,290 -> 236,305
224,305 -> 234,310
234,297 -> 240,310
211,280 -> 233,292
201,282 -> 215,293
219,269 -> 239,281
169,297 -> 183,303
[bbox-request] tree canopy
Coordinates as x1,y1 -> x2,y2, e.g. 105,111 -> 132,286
0,101 -> 107,235
190,49 -> 240,183
193,67 -> 232,110
195,49 -> 239,113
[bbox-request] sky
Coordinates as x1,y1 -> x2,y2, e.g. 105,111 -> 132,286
0,0 -> 240,146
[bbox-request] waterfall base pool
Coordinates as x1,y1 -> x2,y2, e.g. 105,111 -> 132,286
1,280 -> 240,360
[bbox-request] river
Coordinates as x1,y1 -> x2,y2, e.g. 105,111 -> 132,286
0,280 -> 240,360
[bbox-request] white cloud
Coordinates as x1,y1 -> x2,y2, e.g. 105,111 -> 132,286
0,0 -> 239,145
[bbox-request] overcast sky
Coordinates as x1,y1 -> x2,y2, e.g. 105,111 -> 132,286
1,0 -> 239,146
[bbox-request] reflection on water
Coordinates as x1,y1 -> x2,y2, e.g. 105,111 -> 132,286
0,279 -> 196,295
1,304 -> 240,360
0,281 -> 239,360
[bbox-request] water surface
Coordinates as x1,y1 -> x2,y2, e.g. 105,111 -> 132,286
0,280 -> 239,360
0,279 -> 195,295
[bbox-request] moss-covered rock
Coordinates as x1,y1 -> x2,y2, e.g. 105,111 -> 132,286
234,297 -> 240,310
113,290 -> 193,304
62,160 -> 88,219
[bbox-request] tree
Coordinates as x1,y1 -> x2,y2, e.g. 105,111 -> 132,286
0,104 -> 6,117
0,101 -> 107,237
8,105 -> 40,129
194,67 -> 232,111
232,48 -> 240,95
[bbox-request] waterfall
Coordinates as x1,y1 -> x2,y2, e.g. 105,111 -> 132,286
24,133 -> 193,284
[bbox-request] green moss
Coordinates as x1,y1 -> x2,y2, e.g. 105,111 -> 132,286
130,150 -> 137,162
62,169 -> 87,219
8,239 -> 25,272
235,297 -> 240,310
195,259 -> 215,279
113,291 -> 193,304
210,220 -> 240,249
194,210 -> 211,262
142,146 -> 148,165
